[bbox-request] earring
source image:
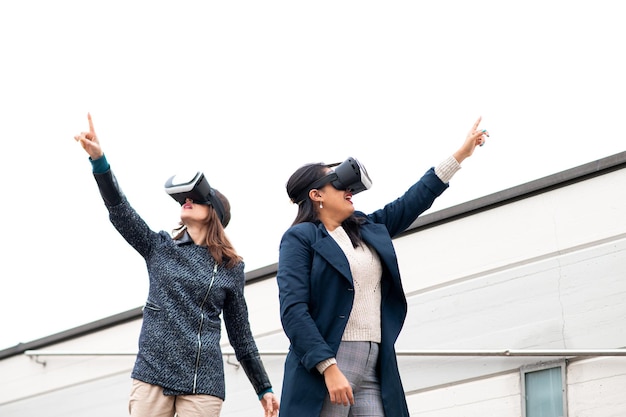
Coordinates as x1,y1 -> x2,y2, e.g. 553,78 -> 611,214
319,202 -> 323,209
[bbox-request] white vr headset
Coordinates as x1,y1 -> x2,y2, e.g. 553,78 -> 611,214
164,172 -> 227,227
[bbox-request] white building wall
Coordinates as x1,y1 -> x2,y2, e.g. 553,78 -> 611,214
2,156 -> 626,416
567,357 -> 626,417
406,372 -> 522,417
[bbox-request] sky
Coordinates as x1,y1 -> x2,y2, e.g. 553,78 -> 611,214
1,1 -> 624,350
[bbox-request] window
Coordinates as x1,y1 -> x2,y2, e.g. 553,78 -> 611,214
521,361 -> 567,417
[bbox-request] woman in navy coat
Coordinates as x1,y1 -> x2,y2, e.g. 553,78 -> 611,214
276,117 -> 489,416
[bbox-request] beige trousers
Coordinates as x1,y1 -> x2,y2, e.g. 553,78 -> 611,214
129,379 -> 224,417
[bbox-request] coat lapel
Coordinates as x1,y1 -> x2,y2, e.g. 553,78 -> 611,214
311,226 -> 353,283
360,223 -> 399,278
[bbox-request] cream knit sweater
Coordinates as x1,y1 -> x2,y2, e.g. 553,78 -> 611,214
330,226 -> 383,343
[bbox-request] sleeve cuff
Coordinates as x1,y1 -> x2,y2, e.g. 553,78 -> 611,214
257,388 -> 273,401
89,154 -> 110,174
434,155 -> 461,184
315,357 -> 337,374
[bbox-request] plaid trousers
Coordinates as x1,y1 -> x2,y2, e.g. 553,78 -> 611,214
320,341 -> 385,417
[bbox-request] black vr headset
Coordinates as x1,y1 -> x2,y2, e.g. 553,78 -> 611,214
295,157 -> 373,204
164,172 -> 228,227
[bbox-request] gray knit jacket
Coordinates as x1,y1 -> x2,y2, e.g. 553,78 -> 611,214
92,163 -> 272,400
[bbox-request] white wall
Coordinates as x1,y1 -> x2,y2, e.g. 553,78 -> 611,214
567,357 -> 626,417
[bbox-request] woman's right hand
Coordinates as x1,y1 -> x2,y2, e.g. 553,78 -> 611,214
453,116 -> 489,164
74,113 -> 104,160
323,364 -> 355,406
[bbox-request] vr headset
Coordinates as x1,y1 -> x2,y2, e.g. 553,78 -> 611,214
164,172 -> 228,227
295,157 -> 372,204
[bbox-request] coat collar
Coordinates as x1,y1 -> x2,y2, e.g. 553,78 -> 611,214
174,230 -> 195,246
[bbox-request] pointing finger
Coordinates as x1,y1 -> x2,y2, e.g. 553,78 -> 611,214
88,112 -> 95,136
471,116 -> 482,131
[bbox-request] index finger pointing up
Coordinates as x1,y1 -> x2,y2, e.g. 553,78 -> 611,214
88,112 -> 95,135
472,116 -> 482,131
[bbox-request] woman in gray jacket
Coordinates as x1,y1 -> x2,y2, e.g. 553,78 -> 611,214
74,113 -> 279,417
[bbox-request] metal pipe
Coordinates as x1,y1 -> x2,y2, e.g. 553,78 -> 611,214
24,348 -> 626,357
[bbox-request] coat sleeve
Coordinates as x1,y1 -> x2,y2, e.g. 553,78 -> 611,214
277,224 -> 336,372
367,167 -> 449,238
92,168 -> 157,258
223,270 -> 273,396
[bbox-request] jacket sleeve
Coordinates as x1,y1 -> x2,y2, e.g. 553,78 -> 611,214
89,157 -> 156,258
368,167 -> 448,238
239,354 -> 273,397
223,270 -> 273,396
93,168 -> 124,207
89,154 -> 124,207
277,224 -> 336,372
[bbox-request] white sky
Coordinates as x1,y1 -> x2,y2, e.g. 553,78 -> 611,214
1,1 -> 624,350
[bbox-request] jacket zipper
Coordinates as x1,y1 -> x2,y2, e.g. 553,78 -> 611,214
192,263 -> 217,393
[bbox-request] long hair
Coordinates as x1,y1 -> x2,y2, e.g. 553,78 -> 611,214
286,162 -> 365,248
173,188 -> 242,269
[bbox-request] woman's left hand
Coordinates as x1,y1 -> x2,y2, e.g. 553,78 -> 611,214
260,392 -> 279,417
453,116 -> 489,164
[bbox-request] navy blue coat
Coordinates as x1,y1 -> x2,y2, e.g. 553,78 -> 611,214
276,167 -> 448,417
